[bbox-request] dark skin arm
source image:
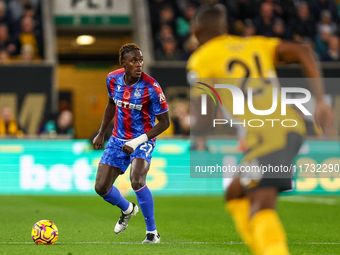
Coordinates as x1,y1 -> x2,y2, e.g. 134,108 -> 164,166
122,111 -> 170,154
92,97 -> 115,149
276,41 -> 334,133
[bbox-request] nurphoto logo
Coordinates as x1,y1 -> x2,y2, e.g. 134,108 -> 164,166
196,82 -> 312,128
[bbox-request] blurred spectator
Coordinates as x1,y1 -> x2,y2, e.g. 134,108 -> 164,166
253,2 -> 275,37
255,0 -> 285,19
23,2 -> 35,18
316,10 -> 337,36
176,3 -> 196,37
0,23 -> 16,55
20,43 -> 35,62
315,9 -> 337,56
0,1 -> 10,26
0,48 -> 9,63
21,2 -> 41,31
154,24 -> 175,51
0,106 -> 23,136
310,0 -> 338,23
9,1 -> 41,38
272,17 -> 292,39
172,101 -> 190,135
44,110 -> 75,137
155,35 -> 183,61
289,2 -> 316,43
158,4 -> 177,35
15,15 -> 43,59
321,35 -> 340,61
242,18 -> 256,37
177,0 -> 200,13
8,0 -> 40,23
183,37 -> 199,59
148,0 -> 181,36
182,22 -> 199,59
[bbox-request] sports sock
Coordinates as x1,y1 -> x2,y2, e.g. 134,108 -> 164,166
226,198 -> 261,255
123,202 -> 133,215
135,185 -> 156,231
251,209 -> 290,255
146,230 -> 158,235
102,186 -> 130,211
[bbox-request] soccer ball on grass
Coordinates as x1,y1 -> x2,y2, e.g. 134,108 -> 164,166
31,220 -> 58,245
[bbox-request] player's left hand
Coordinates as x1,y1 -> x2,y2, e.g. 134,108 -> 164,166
122,144 -> 134,155
314,100 -> 334,135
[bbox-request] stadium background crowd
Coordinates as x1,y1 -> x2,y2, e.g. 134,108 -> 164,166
149,0 -> 340,62
0,0 -> 43,63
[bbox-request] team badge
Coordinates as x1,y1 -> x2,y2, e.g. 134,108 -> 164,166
134,89 -> 141,97
123,91 -> 130,99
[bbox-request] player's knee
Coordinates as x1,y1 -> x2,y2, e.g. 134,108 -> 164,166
94,182 -> 109,196
249,188 -> 278,216
131,180 -> 145,190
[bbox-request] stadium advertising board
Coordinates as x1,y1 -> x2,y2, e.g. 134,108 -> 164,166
0,139 -> 339,195
54,0 -> 131,26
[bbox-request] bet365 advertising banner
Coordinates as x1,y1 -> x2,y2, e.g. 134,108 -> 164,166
0,139 -> 339,195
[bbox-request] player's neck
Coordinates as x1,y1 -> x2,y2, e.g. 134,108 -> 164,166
200,32 -> 226,45
124,74 -> 139,86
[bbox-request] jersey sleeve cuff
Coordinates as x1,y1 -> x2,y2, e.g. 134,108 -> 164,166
155,108 -> 169,115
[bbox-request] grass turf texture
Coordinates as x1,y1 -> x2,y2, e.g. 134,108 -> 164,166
0,195 -> 340,254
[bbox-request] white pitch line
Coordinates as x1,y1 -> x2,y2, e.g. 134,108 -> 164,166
1,241 -> 340,245
279,196 -> 338,205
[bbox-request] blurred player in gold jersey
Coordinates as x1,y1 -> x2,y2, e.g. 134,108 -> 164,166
187,4 -> 333,255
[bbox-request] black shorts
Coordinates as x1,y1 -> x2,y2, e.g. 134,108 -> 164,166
240,132 -> 303,192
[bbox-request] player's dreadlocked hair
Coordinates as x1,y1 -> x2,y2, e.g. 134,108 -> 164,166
119,43 -> 141,65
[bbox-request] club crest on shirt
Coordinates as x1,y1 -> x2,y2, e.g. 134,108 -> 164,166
134,89 -> 141,97
123,91 -> 130,99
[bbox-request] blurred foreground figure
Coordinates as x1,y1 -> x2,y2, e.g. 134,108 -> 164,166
187,4 -> 333,255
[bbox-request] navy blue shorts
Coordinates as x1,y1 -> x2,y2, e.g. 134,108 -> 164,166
99,136 -> 154,173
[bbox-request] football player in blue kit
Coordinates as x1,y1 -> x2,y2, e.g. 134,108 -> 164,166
93,43 -> 170,243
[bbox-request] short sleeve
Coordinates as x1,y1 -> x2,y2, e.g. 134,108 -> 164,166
186,51 -> 211,82
262,37 -> 281,65
148,81 -> 169,115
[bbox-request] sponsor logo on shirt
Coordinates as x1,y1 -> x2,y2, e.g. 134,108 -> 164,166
113,98 -> 142,111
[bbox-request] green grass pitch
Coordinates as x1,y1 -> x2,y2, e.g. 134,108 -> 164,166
0,195 -> 340,254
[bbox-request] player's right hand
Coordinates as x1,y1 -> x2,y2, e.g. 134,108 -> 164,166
92,133 -> 104,149
314,100 -> 334,135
